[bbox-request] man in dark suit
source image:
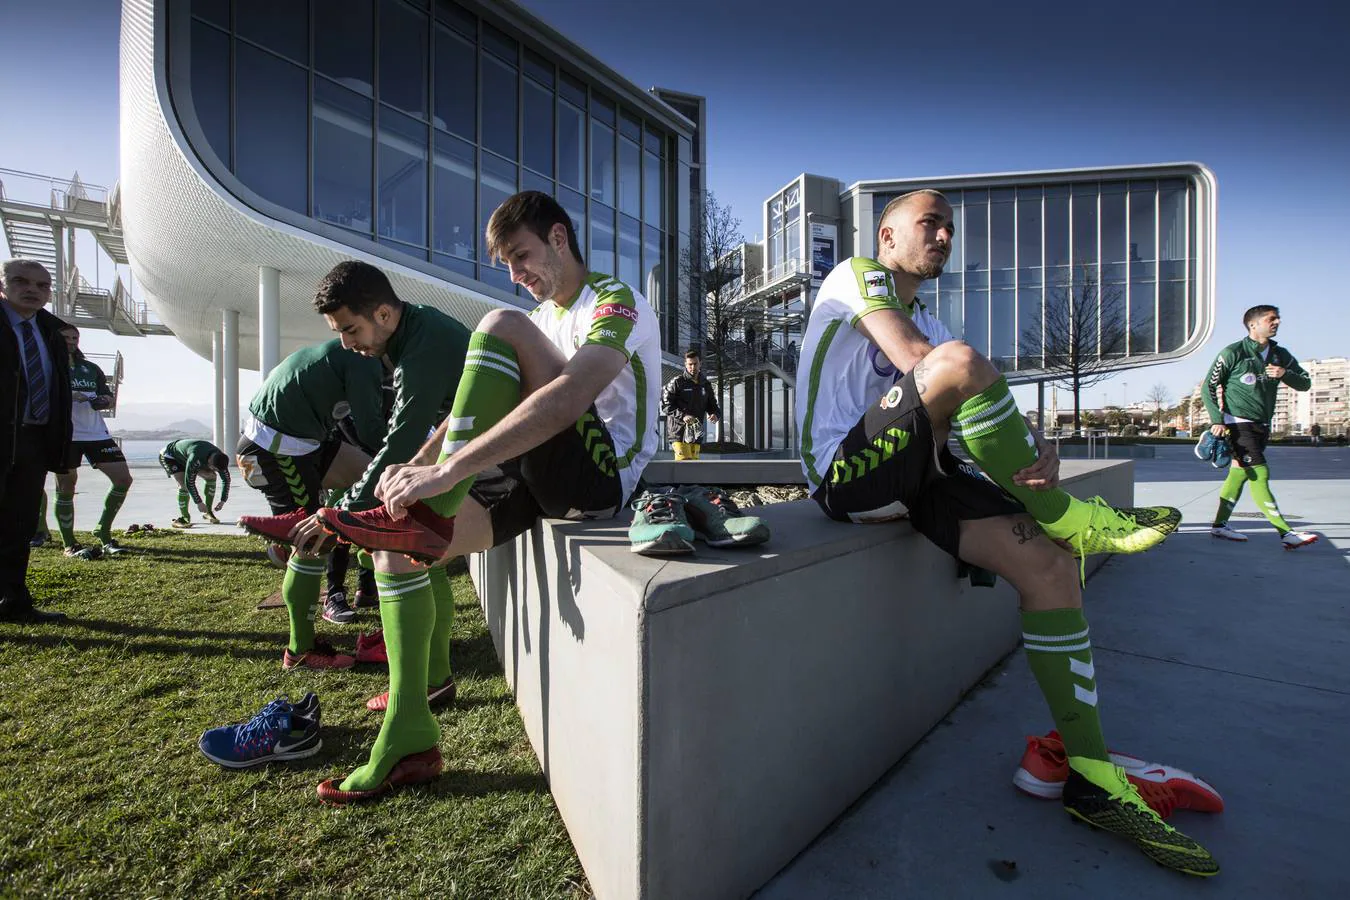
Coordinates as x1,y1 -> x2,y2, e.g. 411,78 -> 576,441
1,259 -> 73,623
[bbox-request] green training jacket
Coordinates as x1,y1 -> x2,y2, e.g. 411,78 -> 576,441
342,304 -> 470,510
247,339 -> 385,449
1202,336 -> 1311,426
163,438 -> 231,508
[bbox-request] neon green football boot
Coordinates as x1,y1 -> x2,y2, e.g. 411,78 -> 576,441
1043,496 -> 1181,557
1063,757 -> 1219,877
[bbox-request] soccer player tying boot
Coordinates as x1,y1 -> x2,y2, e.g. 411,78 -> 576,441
158,439 -> 230,526
795,189 -> 1214,876
311,191 -> 660,804
240,261 -> 471,797
236,338 -> 386,669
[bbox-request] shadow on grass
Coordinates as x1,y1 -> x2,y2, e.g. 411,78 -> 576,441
135,546 -> 269,564
0,626 -> 285,661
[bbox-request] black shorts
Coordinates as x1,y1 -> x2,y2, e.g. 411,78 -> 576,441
235,437 -> 343,514
812,368 -> 1023,560
64,438 -> 126,470
158,449 -> 184,477
467,407 -> 624,548
1227,422 -> 1269,467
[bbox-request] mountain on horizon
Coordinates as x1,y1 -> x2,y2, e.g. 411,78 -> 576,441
112,417 -> 213,440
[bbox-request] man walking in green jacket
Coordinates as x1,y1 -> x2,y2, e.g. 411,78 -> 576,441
1202,305 -> 1318,549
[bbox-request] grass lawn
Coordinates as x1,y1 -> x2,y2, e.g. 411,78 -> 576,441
1,530 -> 587,898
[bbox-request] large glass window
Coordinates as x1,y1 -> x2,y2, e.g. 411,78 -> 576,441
1044,189 -> 1070,271
481,55 -> 518,160
433,27 -> 475,139
557,99 -> 585,190
618,135 -> 641,218
434,0 -> 475,39
1100,186 -> 1127,270
643,149 -> 662,229
643,223 -> 662,307
236,0 -> 308,64
314,79 -> 373,233
619,215 -> 641,289
378,108 -> 428,247
479,152 -> 516,255
316,0 -> 373,96
991,287 -> 1016,363
1071,188 -> 1098,267
433,130 -> 475,260
990,197 -> 1015,271
522,80 -> 554,176
591,203 -> 616,277
235,45 -> 307,213
189,19 -> 231,166
557,186 -> 586,261
964,199 -> 988,281
192,0 -> 229,28
590,120 -> 615,206
380,0 -> 428,118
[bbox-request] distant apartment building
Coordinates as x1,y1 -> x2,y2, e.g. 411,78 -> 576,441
1272,357 -> 1349,435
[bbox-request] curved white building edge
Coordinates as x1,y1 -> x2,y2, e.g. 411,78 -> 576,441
120,0 -> 517,370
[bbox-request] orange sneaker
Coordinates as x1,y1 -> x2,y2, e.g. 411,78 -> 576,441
281,639 -> 356,670
1013,731 -> 1224,818
354,630 -> 388,664
366,677 -> 457,712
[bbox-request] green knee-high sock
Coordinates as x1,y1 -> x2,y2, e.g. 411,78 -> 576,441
283,555 -> 326,653
422,332 -> 522,518
204,479 -> 217,511
1212,466 -> 1247,527
951,377 -> 1072,525
36,491 -> 49,537
427,565 -> 455,687
1022,607 -> 1108,761
177,488 -> 190,520
1245,465 -> 1291,534
341,571 -> 441,792
94,484 -> 130,542
55,490 -> 77,548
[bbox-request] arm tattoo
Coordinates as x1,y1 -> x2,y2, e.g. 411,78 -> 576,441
1012,520 -> 1042,544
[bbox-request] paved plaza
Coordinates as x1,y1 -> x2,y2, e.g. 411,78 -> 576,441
760,445 -> 1349,897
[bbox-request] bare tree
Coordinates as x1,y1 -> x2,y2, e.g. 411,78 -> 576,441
1145,383 -> 1172,429
1021,266 -> 1128,432
679,190 -> 747,440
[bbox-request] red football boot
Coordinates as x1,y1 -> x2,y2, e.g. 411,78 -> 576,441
1013,730 -> 1224,818
316,746 -> 444,806
366,677 -> 457,712
239,508 -> 334,552
354,629 -> 388,664
315,503 -> 454,564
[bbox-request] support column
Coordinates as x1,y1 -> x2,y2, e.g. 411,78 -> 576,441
1037,380 -> 1046,433
52,226 -> 65,317
258,266 -> 281,378
222,310 -> 240,449
212,331 -> 225,447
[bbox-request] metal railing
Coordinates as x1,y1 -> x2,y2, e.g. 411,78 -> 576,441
1048,428 -> 1112,459
83,350 -> 124,417
0,167 -> 109,209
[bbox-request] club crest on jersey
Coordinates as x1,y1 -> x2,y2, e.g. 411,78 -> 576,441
595,303 -> 638,322
863,270 -> 889,298
879,385 -> 903,410
1240,373 -> 1258,385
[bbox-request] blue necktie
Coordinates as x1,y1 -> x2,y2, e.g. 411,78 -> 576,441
20,319 -> 49,423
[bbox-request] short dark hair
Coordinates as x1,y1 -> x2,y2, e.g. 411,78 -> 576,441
56,320 -> 79,334
1243,304 -> 1279,328
684,349 -> 701,361
313,261 -> 402,317
486,191 -> 584,265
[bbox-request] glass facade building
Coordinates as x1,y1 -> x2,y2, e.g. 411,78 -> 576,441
868,174 -> 1210,376
169,0 -> 699,352
721,165 -> 1215,451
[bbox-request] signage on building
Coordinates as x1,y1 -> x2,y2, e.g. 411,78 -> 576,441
811,222 -> 837,286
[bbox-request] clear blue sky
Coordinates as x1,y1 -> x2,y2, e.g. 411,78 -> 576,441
3,0 -> 1348,423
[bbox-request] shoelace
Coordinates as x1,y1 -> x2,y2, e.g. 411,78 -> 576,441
1105,767 -> 1179,833
235,701 -> 292,750
701,488 -> 741,518
633,493 -> 683,523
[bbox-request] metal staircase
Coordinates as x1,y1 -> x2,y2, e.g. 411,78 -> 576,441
0,167 -> 168,336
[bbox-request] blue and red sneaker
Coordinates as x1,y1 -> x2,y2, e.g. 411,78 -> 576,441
198,693 -> 322,769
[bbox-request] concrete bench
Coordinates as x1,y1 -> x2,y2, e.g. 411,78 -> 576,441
468,460 -> 1133,899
